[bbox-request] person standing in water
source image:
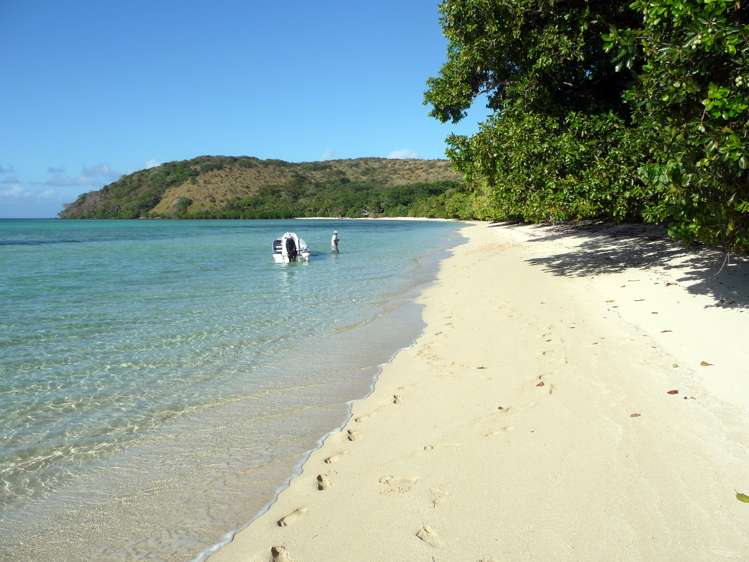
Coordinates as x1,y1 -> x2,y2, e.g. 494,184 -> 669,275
331,230 -> 340,254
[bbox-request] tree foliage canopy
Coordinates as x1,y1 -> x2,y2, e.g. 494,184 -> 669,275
426,0 -> 749,251
425,0 -> 638,120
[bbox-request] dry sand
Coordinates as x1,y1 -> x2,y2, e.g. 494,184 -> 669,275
210,222 -> 749,562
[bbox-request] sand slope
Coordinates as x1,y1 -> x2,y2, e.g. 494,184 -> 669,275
210,223 -> 749,562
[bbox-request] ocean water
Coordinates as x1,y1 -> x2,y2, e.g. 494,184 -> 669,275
0,219 -> 461,561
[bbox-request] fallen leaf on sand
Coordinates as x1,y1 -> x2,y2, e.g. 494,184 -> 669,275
536,381 -> 545,387
736,492 -> 749,503
476,366 -> 486,370
661,329 -> 672,333
630,413 -> 641,418
666,282 -> 676,286
667,389 -> 679,395
700,360 -> 713,367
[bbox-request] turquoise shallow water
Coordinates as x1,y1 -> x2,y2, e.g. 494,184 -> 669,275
0,218 -> 461,561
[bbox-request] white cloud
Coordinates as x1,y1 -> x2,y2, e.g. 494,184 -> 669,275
321,149 -> 337,161
387,149 -> 420,160
0,183 -> 56,200
0,184 -> 25,197
81,163 -> 116,179
45,173 -> 84,187
45,163 -> 122,187
144,159 -> 160,169
37,189 -> 56,199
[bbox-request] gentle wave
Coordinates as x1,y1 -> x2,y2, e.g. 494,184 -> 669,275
0,219 -> 462,561
0,239 -> 85,246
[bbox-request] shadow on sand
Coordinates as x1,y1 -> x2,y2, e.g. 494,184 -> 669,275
490,221 -> 749,310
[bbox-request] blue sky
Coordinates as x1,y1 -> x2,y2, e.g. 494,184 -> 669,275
0,1 -> 488,218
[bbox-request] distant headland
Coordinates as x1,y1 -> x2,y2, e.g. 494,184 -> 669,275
59,156 -> 467,220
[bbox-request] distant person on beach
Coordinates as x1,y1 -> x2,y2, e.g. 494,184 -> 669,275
331,230 -> 340,254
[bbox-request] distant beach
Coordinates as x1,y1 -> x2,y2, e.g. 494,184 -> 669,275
210,222 -> 749,562
295,217 -> 461,221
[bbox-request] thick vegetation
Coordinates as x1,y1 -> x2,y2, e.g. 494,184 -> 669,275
426,0 -> 749,251
60,156 -> 467,219
187,179 -> 467,219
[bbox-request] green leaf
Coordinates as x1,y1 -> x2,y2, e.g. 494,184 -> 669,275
736,492 -> 749,503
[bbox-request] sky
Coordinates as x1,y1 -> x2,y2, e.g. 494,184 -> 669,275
0,1 -> 489,218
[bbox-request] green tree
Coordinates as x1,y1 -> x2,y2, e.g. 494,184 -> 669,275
173,197 -> 193,217
425,0 -> 648,224
427,0 -> 749,251
606,0 -> 749,250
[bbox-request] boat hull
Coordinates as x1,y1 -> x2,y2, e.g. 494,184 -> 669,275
272,250 -> 310,263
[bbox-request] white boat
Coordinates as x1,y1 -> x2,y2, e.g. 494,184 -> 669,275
272,232 -> 311,263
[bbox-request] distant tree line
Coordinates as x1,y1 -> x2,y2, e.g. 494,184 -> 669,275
181,180 -> 473,219
425,0 -> 749,251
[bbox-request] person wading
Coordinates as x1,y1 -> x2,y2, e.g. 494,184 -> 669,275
331,230 -> 340,254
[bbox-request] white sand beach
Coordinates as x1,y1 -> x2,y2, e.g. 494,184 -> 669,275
210,222 -> 749,562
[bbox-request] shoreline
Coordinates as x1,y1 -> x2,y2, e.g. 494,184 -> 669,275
209,222 -> 749,562
193,316 -> 425,562
1,219 -> 464,562
191,227 -> 465,562
294,216 -> 465,222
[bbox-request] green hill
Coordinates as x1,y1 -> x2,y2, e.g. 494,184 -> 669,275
59,156 -> 468,219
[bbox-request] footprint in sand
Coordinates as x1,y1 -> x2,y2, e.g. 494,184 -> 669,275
354,412 -> 374,423
277,507 -> 307,527
354,405 -> 387,424
324,452 -> 344,464
379,475 -> 419,495
483,425 -> 514,438
347,429 -> 360,442
429,486 -> 449,508
416,525 -> 444,548
316,474 -> 332,490
270,545 -> 292,562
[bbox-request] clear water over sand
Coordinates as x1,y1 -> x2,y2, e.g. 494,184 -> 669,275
0,219 -> 461,561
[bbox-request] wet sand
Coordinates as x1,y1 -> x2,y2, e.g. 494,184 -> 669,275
210,222 -> 749,562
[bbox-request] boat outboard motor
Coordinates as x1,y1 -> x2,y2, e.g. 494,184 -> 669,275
285,236 -> 298,262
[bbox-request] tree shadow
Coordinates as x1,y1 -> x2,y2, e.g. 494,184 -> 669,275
497,222 -> 749,310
